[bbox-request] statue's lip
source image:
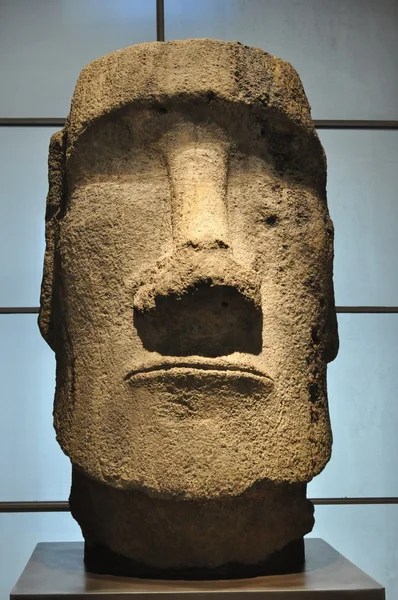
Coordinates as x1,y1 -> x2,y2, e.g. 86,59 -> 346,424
124,358 -> 273,382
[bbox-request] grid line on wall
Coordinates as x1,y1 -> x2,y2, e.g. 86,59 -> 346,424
1,307 -> 398,314
1,498 -> 398,513
1,118 -> 398,129
156,0 -> 165,41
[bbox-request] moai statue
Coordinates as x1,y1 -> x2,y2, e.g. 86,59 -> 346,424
39,39 -> 338,578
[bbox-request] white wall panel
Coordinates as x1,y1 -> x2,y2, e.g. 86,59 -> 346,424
321,130 -> 398,307
0,0 -> 156,117
0,315 -> 70,502
311,505 -> 397,599
308,314 -> 398,499
0,127 -> 57,306
0,512 -> 82,600
165,0 -> 398,120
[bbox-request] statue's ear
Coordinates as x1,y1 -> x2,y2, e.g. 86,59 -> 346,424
38,130 -> 66,351
325,299 -> 339,362
324,217 -> 339,363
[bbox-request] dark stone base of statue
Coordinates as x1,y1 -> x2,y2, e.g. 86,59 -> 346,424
70,467 -> 314,578
83,538 -> 305,579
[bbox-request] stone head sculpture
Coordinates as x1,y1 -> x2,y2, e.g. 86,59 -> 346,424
39,39 -> 338,577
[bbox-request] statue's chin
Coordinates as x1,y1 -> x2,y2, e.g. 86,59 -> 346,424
89,368 -> 277,499
58,363 -> 326,499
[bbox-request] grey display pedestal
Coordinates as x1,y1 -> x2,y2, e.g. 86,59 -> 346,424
11,538 -> 384,600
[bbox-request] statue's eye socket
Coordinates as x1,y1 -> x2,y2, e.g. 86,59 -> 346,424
264,215 -> 278,227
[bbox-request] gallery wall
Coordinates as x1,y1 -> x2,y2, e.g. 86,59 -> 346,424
0,1 -> 397,598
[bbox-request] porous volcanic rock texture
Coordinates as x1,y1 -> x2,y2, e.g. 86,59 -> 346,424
39,39 -> 338,575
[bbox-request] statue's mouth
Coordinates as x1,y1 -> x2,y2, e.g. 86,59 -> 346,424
125,358 -> 273,387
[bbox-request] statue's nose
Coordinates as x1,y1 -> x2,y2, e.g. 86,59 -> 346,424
166,138 -> 230,251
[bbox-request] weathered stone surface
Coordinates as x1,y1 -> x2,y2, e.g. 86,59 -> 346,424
39,39 -> 338,574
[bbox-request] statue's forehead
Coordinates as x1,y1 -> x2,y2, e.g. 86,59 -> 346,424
60,40 -> 326,198
69,100 -> 266,153
64,39 -> 315,159
66,104 -> 326,201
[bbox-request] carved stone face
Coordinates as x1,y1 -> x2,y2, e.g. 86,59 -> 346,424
40,41 -> 338,505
